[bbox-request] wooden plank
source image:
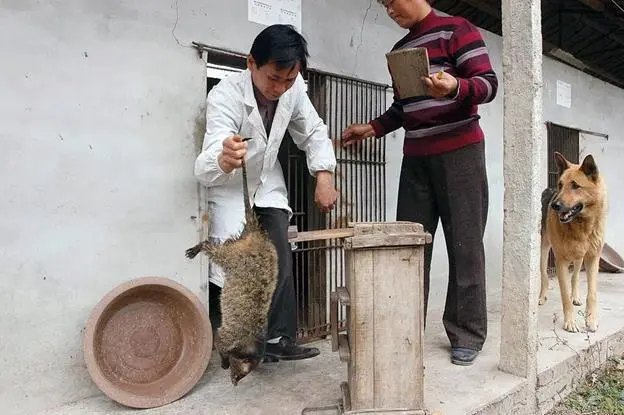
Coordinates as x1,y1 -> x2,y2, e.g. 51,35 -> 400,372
385,47 -> 430,99
372,245 -> 425,409
288,227 -> 355,243
346,247 -> 376,409
345,233 -> 430,250
288,223 -> 431,244
349,221 -> 424,236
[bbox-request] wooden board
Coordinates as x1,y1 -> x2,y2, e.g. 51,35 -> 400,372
371,245 -> 425,409
288,222 -> 432,244
347,247 -> 375,409
288,228 -> 355,243
385,47 -> 430,99
346,233 -> 430,250
343,222 -> 428,412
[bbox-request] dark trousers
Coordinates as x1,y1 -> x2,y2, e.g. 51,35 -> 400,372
209,206 -> 297,342
396,140 -> 489,351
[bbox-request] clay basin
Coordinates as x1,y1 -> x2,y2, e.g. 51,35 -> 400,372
83,277 -> 212,409
600,242 -> 624,273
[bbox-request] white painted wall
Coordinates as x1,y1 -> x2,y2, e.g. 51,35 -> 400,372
540,60 -> 624,253
1,1 -> 623,413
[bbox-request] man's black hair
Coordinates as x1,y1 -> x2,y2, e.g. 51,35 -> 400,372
249,24 -> 309,72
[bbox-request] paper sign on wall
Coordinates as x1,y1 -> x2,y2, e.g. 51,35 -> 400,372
556,80 -> 571,108
248,0 -> 302,32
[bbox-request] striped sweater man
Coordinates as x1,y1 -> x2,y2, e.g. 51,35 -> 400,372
371,9 -> 498,156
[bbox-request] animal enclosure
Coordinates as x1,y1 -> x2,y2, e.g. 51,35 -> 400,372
196,44 -> 391,343
288,70 -> 390,342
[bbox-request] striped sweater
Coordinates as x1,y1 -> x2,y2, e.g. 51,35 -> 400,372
371,10 -> 498,156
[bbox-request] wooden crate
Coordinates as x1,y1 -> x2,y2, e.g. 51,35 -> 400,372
330,222 -> 432,413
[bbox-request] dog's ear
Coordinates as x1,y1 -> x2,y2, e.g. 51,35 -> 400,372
580,154 -> 599,181
553,152 -> 569,175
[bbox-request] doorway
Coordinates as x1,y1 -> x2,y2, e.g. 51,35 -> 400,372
546,122 -> 580,188
545,122 -> 580,273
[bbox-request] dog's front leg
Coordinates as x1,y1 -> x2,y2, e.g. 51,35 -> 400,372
571,259 -> 583,306
556,260 -> 579,332
584,254 -> 600,332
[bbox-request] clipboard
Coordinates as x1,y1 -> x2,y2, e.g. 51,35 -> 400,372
385,47 -> 431,99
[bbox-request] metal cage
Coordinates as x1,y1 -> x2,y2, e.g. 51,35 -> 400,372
197,44 -> 390,342
289,69 -> 390,342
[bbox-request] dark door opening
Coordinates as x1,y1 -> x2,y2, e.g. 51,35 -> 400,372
546,122 -> 580,274
547,122 -> 580,188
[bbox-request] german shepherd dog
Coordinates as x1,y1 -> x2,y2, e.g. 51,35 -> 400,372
538,152 -> 607,333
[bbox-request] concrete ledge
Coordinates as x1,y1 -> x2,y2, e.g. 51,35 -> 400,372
468,381 -> 529,414
466,327 -> 624,415
537,329 -> 624,414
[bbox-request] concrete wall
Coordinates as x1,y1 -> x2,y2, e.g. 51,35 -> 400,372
0,2 -> 209,414
1,1 -> 623,413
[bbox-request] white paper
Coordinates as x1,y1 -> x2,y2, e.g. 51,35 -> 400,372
248,0 -> 302,32
556,80 -> 571,108
279,0 -> 301,29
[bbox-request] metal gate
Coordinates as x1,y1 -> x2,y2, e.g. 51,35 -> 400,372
545,122 -> 579,273
289,69 -> 389,342
196,44 -> 390,343
547,122 -> 579,188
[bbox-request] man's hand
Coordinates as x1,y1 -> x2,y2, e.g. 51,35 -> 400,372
341,123 -> 375,147
218,135 -> 248,173
314,171 -> 338,214
421,71 -> 459,99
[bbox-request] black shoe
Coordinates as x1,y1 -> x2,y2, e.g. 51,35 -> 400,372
262,355 -> 279,363
451,347 -> 478,366
264,337 -> 320,361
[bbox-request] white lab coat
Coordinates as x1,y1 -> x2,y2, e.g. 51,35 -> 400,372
194,69 -> 337,287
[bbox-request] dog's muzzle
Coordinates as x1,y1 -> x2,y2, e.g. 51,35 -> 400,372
551,201 -> 583,223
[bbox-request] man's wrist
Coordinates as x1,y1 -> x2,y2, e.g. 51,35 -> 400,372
369,120 -> 384,138
315,170 -> 333,183
217,152 -> 234,174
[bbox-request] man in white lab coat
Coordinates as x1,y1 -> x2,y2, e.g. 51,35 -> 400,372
194,24 -> 338,361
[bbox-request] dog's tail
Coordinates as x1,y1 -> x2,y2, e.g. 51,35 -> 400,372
541,187 -> 557,231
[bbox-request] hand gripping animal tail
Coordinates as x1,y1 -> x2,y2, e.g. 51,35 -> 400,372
185,137 -> 279,386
